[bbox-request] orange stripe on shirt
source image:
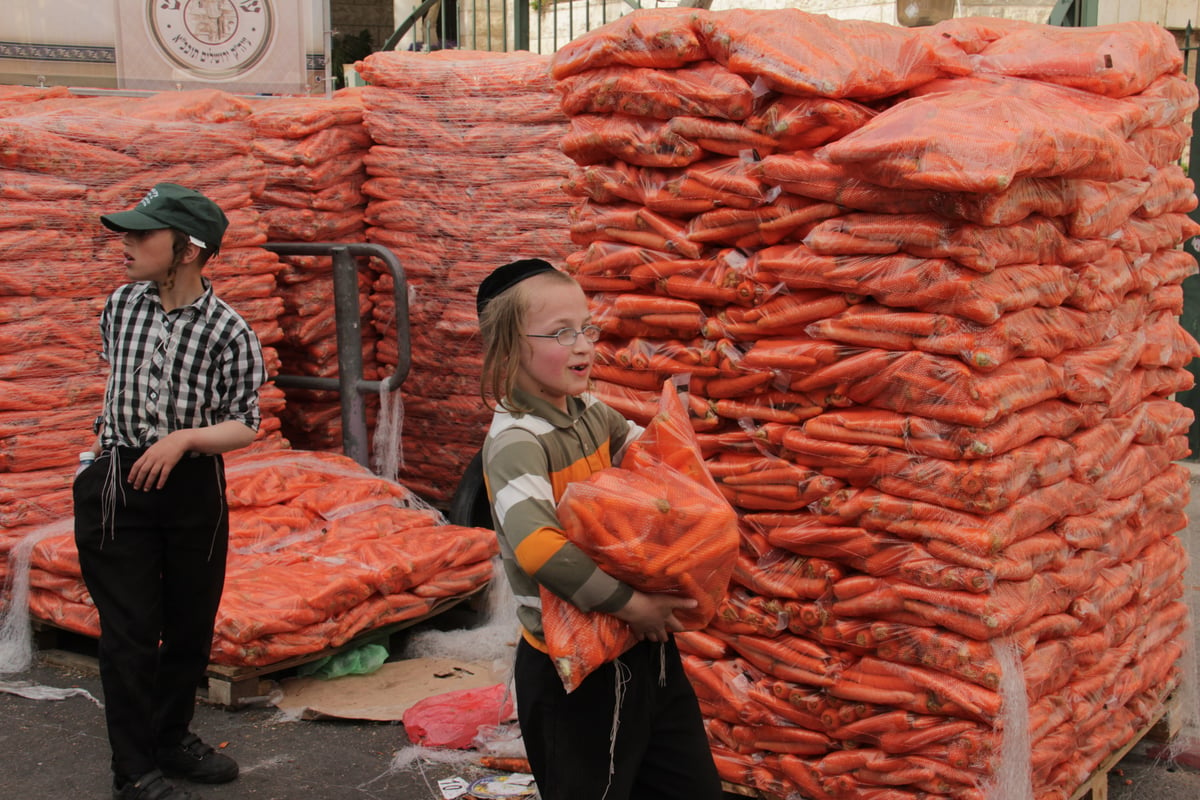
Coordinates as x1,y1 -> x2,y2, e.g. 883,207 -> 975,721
547,441 -> 612,501
514,525 -> 571,576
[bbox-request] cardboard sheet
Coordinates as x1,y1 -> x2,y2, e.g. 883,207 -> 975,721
273,657 -> 500,721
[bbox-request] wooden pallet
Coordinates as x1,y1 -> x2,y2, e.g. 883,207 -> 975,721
33,588 -> 483,709
204,591 -> 480,707
721,780 -> 773,799
718,693 -> 1182,800
1069,692 -> 1183,800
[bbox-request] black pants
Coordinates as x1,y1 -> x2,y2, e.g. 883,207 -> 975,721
515,636 -> 722,800
74,447 -> 229,782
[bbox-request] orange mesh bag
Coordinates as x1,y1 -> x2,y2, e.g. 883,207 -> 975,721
542,380 -> 738,692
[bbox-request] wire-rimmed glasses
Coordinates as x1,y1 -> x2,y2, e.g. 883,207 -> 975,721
525,325 -> 602,347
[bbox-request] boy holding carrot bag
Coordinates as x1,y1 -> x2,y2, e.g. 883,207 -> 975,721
477,258 -> 723,800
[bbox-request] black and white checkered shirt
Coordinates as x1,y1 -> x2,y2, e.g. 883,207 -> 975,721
96,280 -> 267,449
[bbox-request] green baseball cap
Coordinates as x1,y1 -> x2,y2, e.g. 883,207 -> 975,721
101,183 -> 229,253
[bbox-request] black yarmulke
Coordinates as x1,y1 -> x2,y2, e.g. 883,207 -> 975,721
476,258 -> 556,316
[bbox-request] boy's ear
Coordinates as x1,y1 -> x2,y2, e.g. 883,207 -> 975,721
184,240 -> 206,266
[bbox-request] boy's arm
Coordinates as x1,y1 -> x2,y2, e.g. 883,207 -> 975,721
485,427 -> 633,615
126,420 -> 256,491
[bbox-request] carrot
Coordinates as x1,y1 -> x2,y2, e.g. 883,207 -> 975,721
591,363 -> 669,391
712,589 -> 791,637
731,723 -> 833,755
744,683 -> 827,730
478,755 -> 532,773
587,381 -> 660,422
694,369 -> 776,398
734,291 -> 853,333
569,241 -> 667,276
628,256 -> 724,282
710,394 -> 815,426
628,350 -> 715,376
763,521 -> 883,562
604,292 -> 703,318
563,113 -> 704,168
789,349 -> 902,393
659,274 -> 748,306
685,156 -> 771,198
602,226 -> 688,254
687,197 -> 814,243
668,116 -> 779,154
708,743 -> 757,787
575,275 -> 645,293
674,629 -> 728,660
830,583 -> 905,618
739,337 -> 844,371
775,753 -> 836,799
719,632 -> 837,687
806,318 -> 922,352
871,623 -> 1001,689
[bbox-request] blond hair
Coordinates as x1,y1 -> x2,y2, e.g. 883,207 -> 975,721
479,268 -> 580,414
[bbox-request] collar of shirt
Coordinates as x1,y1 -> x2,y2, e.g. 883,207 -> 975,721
129,277 -> 217,323
508,386 -> 587,428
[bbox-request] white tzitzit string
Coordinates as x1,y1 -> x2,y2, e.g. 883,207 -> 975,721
601,658 -> 631,800
658,641 -> 667,686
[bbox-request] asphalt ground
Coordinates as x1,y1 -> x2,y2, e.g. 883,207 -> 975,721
2,606 -> 1200,800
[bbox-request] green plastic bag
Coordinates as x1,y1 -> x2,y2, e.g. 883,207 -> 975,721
297,643 -> 389,680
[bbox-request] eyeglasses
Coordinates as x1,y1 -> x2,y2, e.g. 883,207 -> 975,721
525,325 -> 602,347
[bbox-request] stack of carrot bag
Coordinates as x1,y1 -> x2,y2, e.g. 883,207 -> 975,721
552,9 -> 1199,799
247,91 -> 382,455
21,449 -> 498,668
0,87 -> 494,673
353,51 -> 579,504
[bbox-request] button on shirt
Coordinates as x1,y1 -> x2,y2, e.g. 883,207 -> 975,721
97,280 -> 267,449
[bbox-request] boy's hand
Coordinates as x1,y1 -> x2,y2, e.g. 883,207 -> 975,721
128,431 -> 190,490
613,590 -> 697,643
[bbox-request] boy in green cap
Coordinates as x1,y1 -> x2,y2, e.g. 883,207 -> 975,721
74,183 -> 268,800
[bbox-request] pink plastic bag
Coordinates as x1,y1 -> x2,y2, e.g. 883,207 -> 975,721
402,684 -> 515,749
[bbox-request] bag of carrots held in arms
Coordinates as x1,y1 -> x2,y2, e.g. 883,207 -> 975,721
542,380 -> 739,692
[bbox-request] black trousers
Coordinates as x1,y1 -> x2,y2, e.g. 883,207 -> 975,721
515,636 -> 723,800
73,447 -> 229,782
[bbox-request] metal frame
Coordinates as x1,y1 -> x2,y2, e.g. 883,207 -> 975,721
263,243 -> 411,469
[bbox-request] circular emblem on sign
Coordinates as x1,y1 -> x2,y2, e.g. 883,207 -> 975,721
148,0 -> 274,79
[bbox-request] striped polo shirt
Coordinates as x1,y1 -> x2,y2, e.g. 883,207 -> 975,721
482,386 -> 643,649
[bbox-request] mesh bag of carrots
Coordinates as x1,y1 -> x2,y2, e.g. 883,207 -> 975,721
542,380 -> 738,692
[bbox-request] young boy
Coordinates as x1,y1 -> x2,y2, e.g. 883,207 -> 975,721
476,259 -> 722,800
74,183 -> 267,800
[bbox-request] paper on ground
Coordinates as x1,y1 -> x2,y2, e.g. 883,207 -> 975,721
273,657 -> 499,721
